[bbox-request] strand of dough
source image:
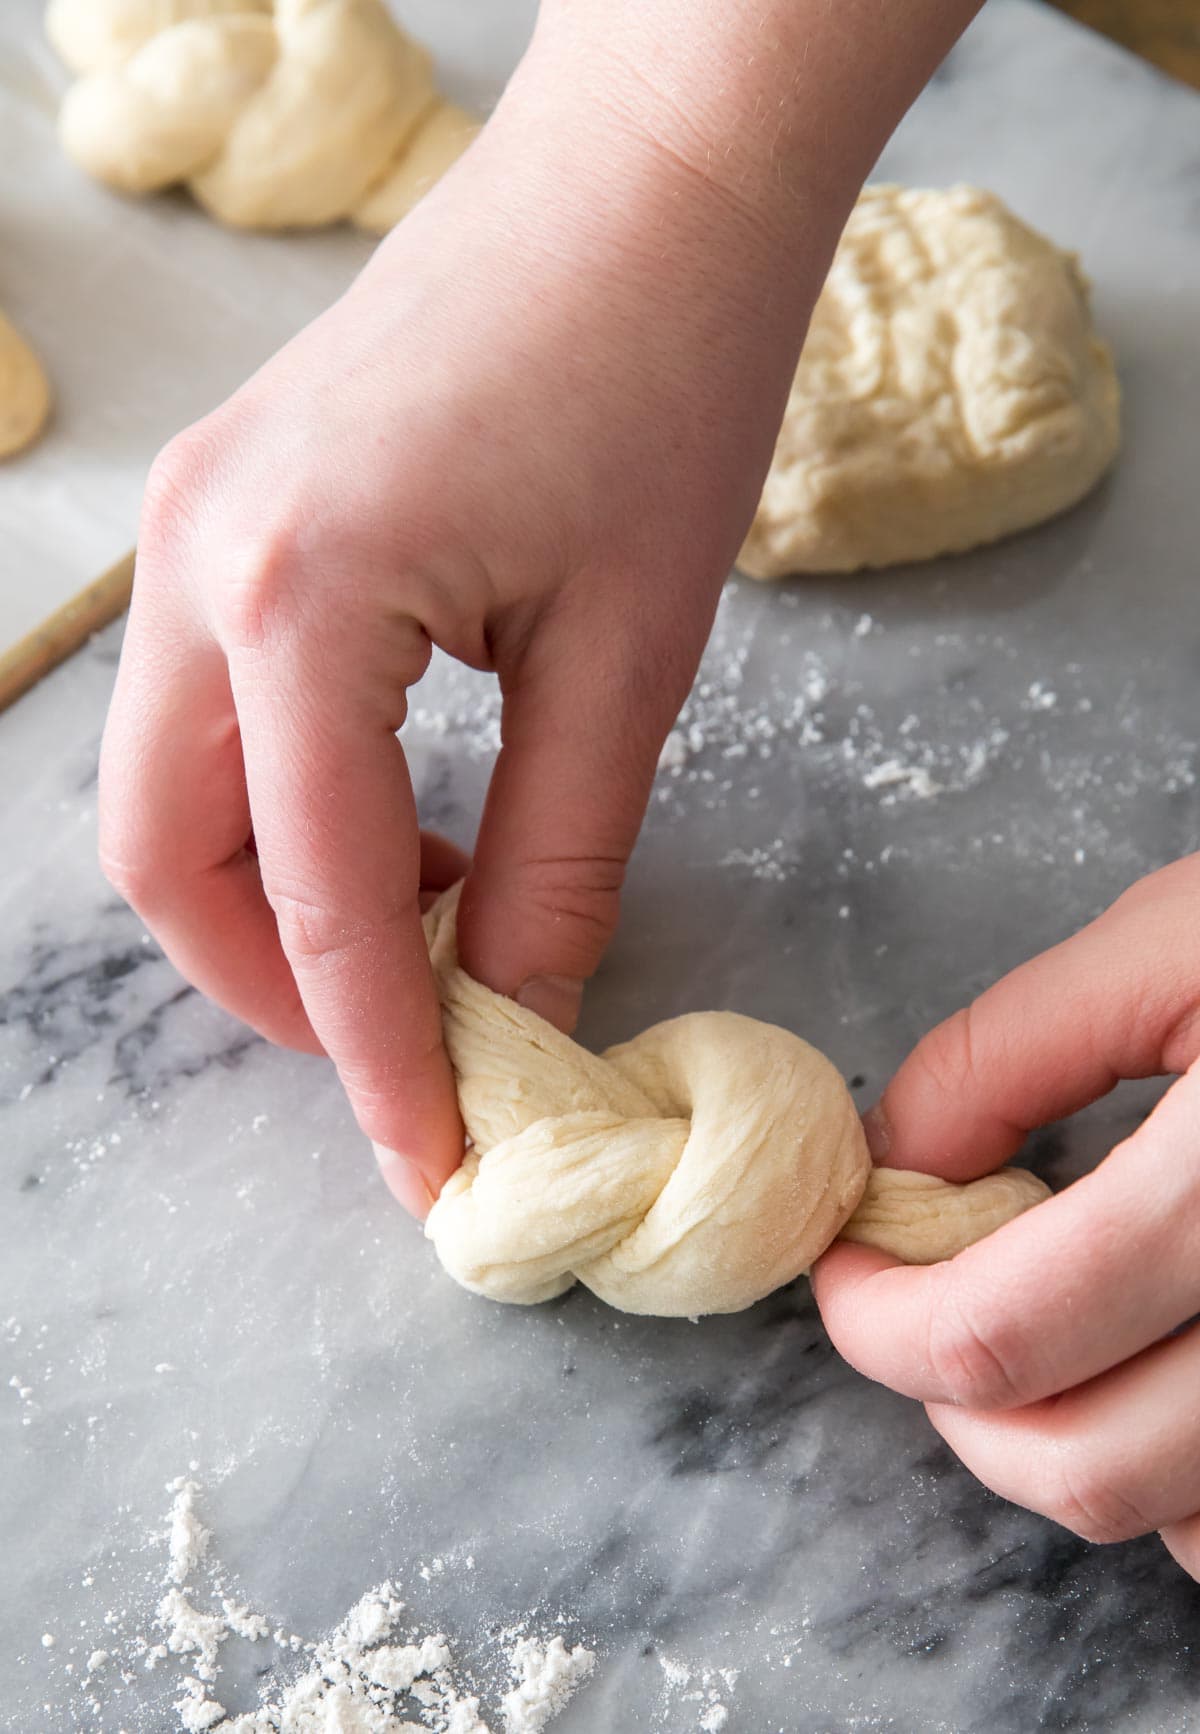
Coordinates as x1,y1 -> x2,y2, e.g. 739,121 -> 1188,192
0,309 -> 52,459
423,890 -> 1049,1317
47,0 -> 476,232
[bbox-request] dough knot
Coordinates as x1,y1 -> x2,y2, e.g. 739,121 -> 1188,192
423,890 -> 1050,1316
47,0 -> 476,232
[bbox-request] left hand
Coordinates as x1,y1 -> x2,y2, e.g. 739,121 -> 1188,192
812,855 -> 1200,1579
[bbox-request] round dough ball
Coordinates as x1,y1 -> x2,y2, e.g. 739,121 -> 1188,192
0,310 -> 52,459
739,184 -> 1120,578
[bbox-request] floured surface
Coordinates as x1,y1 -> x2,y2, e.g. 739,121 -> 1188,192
65,1478 -> 594,1731
5,5 -> 1200,1733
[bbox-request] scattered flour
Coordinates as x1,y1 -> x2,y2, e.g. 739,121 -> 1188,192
176,1676 -> 226,1732
720,843 -> 793,883
82,1481 -> 597,1734
166,1478 -> 212,1584
223,1599 -> 271,1642
860,758 -> 944,800
157,1588 -> 228,1680
500,1637 -> 595,1734
657,1653 -> 741,1732
658,731 -> 690,774
399,590 -> 1196,892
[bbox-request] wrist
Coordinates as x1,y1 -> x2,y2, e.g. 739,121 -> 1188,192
518,2 -> 846,265
487,19 -> 836,347
520,0 -> 981,270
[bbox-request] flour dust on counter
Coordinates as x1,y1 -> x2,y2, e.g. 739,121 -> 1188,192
403,576 -> 1197,903
62,1477 -> 597,1733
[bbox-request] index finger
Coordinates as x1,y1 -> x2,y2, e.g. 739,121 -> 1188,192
867,855 -> 1200,1182
227,604 -> 463,1210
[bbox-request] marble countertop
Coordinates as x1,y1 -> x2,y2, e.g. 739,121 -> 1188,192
3,2 -> 1200,1730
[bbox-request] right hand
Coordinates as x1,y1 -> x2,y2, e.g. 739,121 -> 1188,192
98,14 -> 838,1215
814,856 -> 1200,1579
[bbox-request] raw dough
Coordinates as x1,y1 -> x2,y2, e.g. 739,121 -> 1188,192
46,0 -> 268,75
50,0 -> 473,232
840,1165 -> 1050,1265
0,310 -> 52,459
352,100 -> 478,235
739,184 -> 1120,578
423,890 -> 1049,1317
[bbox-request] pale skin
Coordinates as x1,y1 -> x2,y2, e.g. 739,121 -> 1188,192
97,0 -> 1198,1578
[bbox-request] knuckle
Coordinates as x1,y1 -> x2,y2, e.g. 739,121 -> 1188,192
1042,1458 -> 1155,1546
97,801 -> 162,914
910,1006 -> 982,1105
340,1041 -> 447,1127
215,524 -> 305,653
1164,1000 -> 1200,1073
140,427 -> 214,551
267,890 -> 413,974
340,1070 -> 405,1140
512,855 -> 626,967
98,842 -> 157,913
268,891 -> 361,967
924,1266 -> 1030,1411
522,852 -> 626,918
141,425 -> 314,654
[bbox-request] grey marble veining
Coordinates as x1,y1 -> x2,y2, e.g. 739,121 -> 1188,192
3,3 -> 1200,1730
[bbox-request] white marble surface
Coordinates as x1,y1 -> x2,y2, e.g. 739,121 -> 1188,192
3,2 -> 1200,1730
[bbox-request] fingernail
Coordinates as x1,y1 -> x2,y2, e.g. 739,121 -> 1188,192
371,1143 -> 436,1220
862,1104 -> 891,1162
516,974 -> 584,1033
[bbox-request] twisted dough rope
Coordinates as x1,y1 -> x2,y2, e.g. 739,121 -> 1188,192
0,309 -> 52,459
47,0 -> 476,232
423,890 -> 1050,1317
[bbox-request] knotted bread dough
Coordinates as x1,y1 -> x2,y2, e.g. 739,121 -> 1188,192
740,184 -> 1120,578
423,891 -> 1050,1317
48,0 -> 475,232
0,309 -> 52,459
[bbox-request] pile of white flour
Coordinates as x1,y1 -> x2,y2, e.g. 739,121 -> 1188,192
85,1478 -> 596,1734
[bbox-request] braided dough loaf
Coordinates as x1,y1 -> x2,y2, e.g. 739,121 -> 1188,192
739,184 -> 1120,578
48,0 -> 475,232
423,892 -> 1049,1317
0,309 -> 52,459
